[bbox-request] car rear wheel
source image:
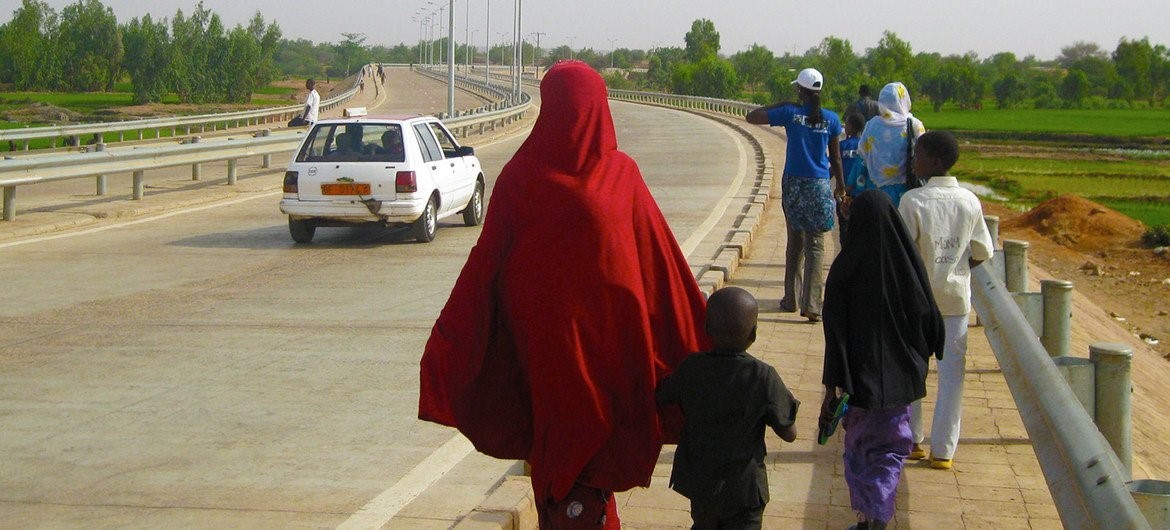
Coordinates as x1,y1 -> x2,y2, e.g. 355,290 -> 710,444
289,217 -> 316,243
413,196 -> 437,243
462,181 -> 484,226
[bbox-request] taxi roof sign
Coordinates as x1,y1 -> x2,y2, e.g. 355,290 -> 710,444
343,107 -> 368,117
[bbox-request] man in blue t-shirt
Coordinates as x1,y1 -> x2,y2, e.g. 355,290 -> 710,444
746,68 -> 844,321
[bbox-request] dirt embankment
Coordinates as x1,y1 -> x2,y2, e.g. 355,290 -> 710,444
991,195 -> 1169,356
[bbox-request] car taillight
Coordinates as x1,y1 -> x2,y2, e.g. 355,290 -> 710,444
395,171 -> 417,193
283,171 -> 299,193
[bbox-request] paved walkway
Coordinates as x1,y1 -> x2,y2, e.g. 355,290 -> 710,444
612,192 -> 1063,529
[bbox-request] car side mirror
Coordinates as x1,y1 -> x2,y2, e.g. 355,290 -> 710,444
456,145 -> 475,157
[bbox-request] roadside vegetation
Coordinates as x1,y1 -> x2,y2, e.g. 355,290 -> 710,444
3,3 -> 1168,239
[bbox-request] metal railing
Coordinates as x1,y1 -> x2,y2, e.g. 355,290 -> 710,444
608,89 -> 756,117
971,264 -> 1149,529
0,73 -> 362,151
0,68 -> 531,221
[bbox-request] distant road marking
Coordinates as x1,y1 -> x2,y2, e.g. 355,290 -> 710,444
0,191 -> 281,250
336,434 -> 474,529
679,121 -> 749,257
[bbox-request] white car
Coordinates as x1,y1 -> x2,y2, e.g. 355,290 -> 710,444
279,111 -> 485,243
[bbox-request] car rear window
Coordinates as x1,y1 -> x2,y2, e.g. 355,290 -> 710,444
297,123 -> 406,163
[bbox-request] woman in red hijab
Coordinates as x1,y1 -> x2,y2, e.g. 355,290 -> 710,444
418,60 -> 708,527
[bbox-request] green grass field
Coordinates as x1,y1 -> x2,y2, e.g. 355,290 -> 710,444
954,149 -> 1170,229
916,107 -> 1170,138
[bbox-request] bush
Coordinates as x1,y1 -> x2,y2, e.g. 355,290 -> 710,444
1143,224 -> 1170,247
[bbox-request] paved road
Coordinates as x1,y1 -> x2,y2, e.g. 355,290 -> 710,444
0,74 -> 754,527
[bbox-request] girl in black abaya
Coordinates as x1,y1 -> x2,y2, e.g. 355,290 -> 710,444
819,190 -> 945,529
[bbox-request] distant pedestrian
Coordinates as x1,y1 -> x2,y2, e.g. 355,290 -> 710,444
898,131 -> 995,470
656,286 -> 799,530
418,60 -> 708,529
821,189 -> 945,530
843,84 -> 881,124
856,82 -> 925,207
746,67 -> 845,322
301,78 -> 319,125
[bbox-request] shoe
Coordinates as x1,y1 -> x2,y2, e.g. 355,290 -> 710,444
909,443 -> 927,460
804,313 -> 821,323
929,456 -> 953,470
778,300 -> 796,313
817,393 -> 850,445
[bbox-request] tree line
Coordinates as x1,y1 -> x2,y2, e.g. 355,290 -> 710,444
602,19 -> 1170,113
0,0 -> 287,104
4,2 -> 1169,113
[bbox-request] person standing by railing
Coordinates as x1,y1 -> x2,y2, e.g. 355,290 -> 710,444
898,131 -> 995,470
302,79 -> 320,125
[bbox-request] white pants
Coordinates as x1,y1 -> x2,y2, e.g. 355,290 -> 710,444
911,314 -> 969,460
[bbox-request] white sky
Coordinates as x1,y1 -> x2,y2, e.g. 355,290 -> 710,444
3,0 -> 1169,61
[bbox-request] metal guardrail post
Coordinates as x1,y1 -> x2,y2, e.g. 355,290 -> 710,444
190,137 -> 202,180
3,185 -> 14,221
228,159 -> 238,185
258,130 -> 272,168
985,215 -> 1000,247
1090,342 -> 1134,480
1128,480 -> 1170,528
1054,356 -> 1095,419
132,170 -> 145,200
1004,239 -> 1030,293
95,143 -> 107,196
1042,279 -> 1074,357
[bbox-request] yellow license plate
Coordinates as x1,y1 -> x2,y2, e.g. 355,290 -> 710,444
321,183 -> 371,195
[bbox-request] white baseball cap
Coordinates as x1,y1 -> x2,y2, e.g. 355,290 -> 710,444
791,68 -> 824,91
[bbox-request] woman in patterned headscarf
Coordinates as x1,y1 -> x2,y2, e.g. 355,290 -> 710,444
854,82 -> 926,207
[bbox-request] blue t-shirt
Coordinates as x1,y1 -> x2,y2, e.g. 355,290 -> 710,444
766,104 -> 842,179
840,135 -> 861,190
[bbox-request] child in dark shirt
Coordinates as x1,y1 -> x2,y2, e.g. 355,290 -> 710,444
838,112 -> 867,240
657,286 -> 799,529
840,113 -> 866,197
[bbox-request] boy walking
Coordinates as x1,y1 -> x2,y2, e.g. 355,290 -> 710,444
656,287 -> 799,529
897,131 -> 995,469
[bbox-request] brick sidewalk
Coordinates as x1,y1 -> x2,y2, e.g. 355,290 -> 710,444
612,188 -> 1062,529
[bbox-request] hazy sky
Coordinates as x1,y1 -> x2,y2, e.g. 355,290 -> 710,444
3,0 -> 1169,61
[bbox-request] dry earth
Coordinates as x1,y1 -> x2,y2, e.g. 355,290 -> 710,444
989,195 -> 1170,358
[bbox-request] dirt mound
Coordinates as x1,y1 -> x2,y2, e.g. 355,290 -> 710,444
3,102 -> 83,124
1001,194 -> 1146,250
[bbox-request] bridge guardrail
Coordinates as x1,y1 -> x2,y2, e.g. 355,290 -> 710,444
0,72 -> 363,150
971,264 -> 1149,529
0,67 -> 532,221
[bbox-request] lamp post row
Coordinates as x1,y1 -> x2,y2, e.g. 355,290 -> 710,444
414,0 -> 526,116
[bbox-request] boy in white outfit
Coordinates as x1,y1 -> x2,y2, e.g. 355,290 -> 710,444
898,131 -> 994,470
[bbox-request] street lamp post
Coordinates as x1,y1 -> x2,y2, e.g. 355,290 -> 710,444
447,0 -> 455,117
464,0 -> 470,72
484,0 -> 490,86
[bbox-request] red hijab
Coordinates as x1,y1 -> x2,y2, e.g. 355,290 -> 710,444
418,61 -> 708,502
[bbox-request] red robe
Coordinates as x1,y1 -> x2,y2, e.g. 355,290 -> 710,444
417,61 -> 708,503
